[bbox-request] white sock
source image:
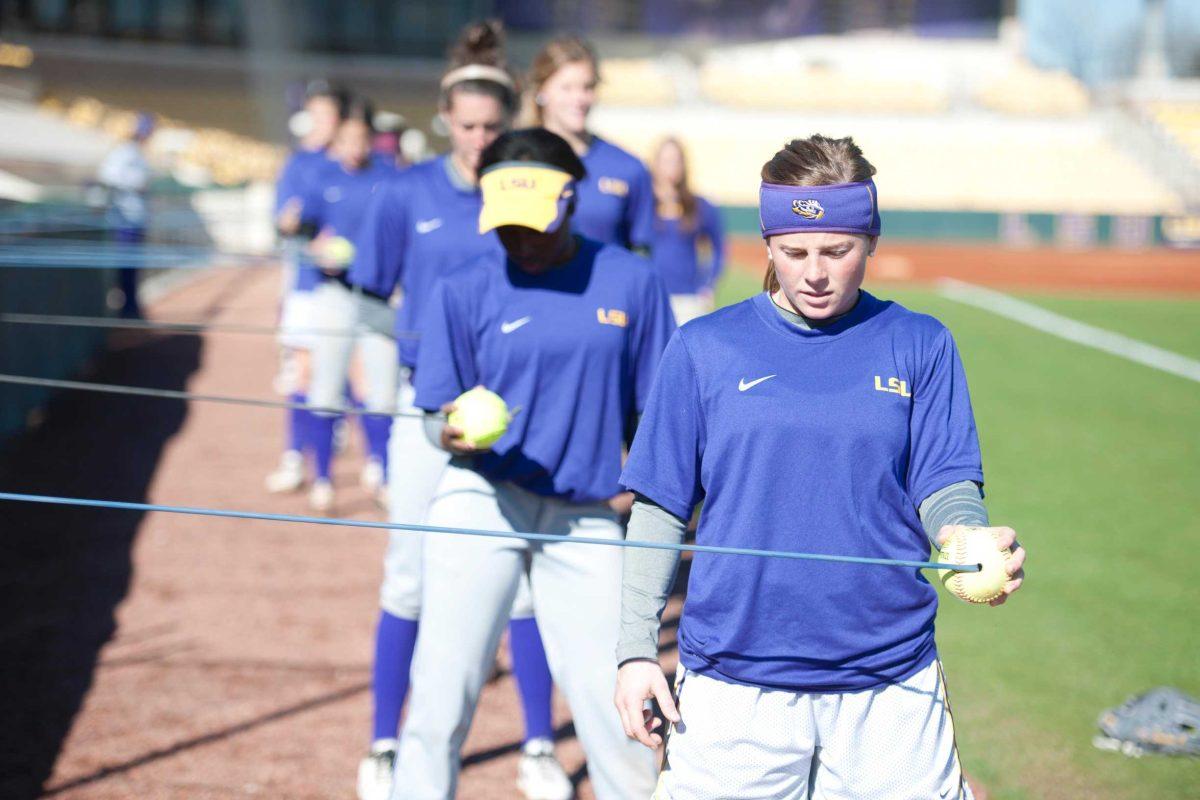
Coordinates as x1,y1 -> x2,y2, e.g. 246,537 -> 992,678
370,737 -> 399,754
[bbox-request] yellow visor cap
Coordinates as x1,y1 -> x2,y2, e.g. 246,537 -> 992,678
478,162 -> 574,234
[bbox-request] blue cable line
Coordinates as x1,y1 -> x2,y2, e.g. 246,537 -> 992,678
0,208 -> 261,234
0,373 -> 426,419
0,491 -> 978,572
0,240 -> 276,269
0,311 -> 421,340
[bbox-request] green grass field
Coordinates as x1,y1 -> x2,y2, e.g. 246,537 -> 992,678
713,270 -> 1200,800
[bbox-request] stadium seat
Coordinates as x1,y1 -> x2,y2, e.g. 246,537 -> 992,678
1147,101 -> 1200,168
698,60 -> 949,114
41,95 -> 285,187
597,58 -> 678,106
975,62 -> 1090,115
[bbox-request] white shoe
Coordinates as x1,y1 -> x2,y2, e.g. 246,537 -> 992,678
517,738 -> 573,800
360,459 -> 385,495
309,479 -> 335,513
265,451 -> 305,494
356,741 -> 396,800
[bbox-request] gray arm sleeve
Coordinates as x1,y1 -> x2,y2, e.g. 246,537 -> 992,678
423,411 -> 447,450
918,480 -> 988,548
616,495 -> 687,665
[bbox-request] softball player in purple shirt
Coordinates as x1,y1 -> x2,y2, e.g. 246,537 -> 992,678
265,82 -> 346,501
395,128 -> 674,799
648,137 -> 725,324
299,99 -> 399,512
527,36 -> 655,251
349,22 -> 578,800
614,135 -> 1026,799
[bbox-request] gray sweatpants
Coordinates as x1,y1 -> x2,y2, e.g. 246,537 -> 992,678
393,465 -> 657,800
308,280 -> 398,413
379,376 -> 533,622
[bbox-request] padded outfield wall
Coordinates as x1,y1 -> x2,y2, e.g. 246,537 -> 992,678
0,203 -> 112,445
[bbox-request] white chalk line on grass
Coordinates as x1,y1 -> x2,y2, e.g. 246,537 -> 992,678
936,278 -> 1200,385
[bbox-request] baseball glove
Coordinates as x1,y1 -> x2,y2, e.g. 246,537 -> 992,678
1093,687 -> 1200,757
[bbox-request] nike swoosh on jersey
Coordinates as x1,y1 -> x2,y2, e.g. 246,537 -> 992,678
500,317 -> 532,334
415,218 -> 443,234
738,374 -> 777,392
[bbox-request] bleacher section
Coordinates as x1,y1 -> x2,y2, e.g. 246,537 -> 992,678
597,58 -> 678,106
1147,100 -> 1200,168
975,63 -> 1090,116
593,107 -> 1181,216
592,35 -> 1185,218
698,61 -> 949,114
39,95 -> 285,189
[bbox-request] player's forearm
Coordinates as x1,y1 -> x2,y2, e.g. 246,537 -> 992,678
918,480 -> 988,548
617,494 -> 686,665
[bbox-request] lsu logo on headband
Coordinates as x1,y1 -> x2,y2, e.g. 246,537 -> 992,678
759,179 -> 881,239
792,199 -> 824,220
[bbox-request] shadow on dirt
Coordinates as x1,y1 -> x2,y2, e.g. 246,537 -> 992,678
0,330 -> 201,799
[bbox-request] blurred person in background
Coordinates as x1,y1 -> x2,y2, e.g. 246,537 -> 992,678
648,136 -> 725,324
97,112 -> 155,319
264,81 -> 348,500
526,34 -> 662,524
301,97 -> 401,513
348,20 -> 575,800
526,35 -> 654,252
371,110 -> 409,168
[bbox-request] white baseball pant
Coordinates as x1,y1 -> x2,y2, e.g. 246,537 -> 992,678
393,464 -> 657,799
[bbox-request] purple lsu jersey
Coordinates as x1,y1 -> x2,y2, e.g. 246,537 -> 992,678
414,238 -> 676,503
574,136 -> 655,249
622,291 -> 984,693
303,157 -> 399,242
347,156 -> 502,367
650,196 -> 725,294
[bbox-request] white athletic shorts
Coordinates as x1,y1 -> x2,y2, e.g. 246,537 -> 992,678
655,658 -> 974,800
278,289 -> 319,351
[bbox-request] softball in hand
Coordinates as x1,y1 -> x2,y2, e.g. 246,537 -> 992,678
448,387 -> 509,448
939,526 -> 1012,604
320,235 -> 356,267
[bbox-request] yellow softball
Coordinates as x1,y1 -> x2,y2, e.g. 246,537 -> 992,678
321,235 -> 356,267
447,387 -> 509,449
939,526 -> 1012,604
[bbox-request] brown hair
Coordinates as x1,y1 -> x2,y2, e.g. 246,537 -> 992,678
761,135 -> 876,292
652,136 -> 699,231
440,20 -> 518,115
525,35 -> 600,125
